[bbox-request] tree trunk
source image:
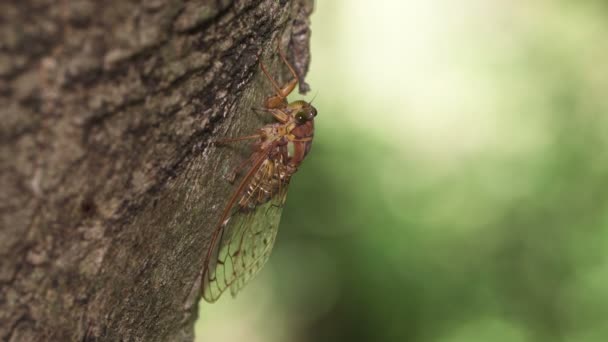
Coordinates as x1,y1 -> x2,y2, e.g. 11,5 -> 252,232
0,0 -> 313,340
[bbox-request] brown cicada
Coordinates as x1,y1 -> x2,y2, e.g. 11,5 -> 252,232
201,42 -> 317,302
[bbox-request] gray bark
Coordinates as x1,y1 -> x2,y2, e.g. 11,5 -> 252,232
0,0 -> 313,340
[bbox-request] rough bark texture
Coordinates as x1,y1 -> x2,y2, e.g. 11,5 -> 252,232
0,0 -> 313,340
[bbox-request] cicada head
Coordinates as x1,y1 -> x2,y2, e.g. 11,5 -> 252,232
288,100 -> 317,126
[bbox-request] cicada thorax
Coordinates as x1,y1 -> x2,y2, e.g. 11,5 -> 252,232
238,151 -> 289,210
287,120 -> 314,168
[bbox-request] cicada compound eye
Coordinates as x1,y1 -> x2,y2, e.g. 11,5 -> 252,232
310,106 -> 317,117
295,111 -> 308,125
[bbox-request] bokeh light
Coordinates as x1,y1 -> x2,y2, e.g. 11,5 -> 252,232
196,1 -> 608,341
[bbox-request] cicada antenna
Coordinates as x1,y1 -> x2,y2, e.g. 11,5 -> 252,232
308,90 -> 319,105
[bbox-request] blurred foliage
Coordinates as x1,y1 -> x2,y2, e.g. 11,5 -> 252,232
196,1 -> 608,341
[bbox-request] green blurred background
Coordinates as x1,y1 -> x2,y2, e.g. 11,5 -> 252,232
196,1 -> 608,341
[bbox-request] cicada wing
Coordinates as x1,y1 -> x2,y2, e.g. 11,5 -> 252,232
228,185 -> 288,297
202,158 -> 290,302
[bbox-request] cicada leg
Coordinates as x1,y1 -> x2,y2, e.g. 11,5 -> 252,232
251,106 -> 290,123
212,134 -> 262,183
212,134 -> 262,145
259,41 -> 299,109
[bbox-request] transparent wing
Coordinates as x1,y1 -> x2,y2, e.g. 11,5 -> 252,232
202,158 -> 289,302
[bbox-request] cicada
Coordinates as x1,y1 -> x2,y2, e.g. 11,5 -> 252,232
201,42 -> 317,302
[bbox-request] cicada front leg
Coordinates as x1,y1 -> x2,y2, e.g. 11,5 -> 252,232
259,41 -> 299,110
